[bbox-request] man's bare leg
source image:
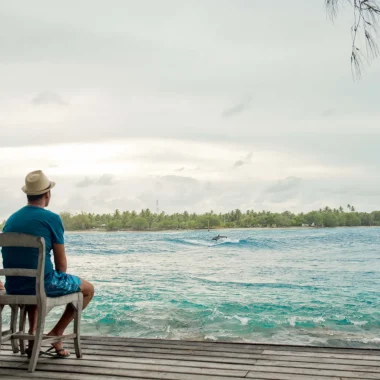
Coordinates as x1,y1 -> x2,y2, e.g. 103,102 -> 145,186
46,279 -> 94,355
27,279 -> 94,355
27,305 -> 38,349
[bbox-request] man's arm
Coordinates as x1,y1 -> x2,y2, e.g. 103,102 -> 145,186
53,243 -> 67,273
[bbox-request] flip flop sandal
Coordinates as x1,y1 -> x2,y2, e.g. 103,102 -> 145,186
25,346 -> 71,359
25,347 -> 45,359
44,346 -> 71,358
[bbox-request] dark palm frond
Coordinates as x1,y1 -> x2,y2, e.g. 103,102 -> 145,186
326,0 -> 380,79
325,0 -> 341,19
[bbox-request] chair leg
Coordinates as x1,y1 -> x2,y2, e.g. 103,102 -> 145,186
0,304 -> 3,353
28,304 -> 46,373
73,294 -> 83,358
10,305 -> 19,353
19,305 -> 27,354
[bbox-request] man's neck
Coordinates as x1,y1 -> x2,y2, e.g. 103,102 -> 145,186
27,202 -> 45,208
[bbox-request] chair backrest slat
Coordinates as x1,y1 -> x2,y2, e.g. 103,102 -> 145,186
0,233 -> 46,300
0,233 -> 41,248
0,269 -> 38,277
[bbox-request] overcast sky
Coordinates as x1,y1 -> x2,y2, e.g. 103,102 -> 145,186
1,0 -> 379,219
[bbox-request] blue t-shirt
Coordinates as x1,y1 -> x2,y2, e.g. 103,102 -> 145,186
2,205 -> 64,295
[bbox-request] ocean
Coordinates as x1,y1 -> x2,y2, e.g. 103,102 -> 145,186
3,227 -> 380,348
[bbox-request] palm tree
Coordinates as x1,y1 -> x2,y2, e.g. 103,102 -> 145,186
325,0 -> 380,77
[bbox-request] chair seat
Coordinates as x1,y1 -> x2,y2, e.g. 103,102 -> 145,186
0,292 -> 81,306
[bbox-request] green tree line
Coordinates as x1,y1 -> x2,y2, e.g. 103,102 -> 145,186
51,205 -> 380,231
1,205 -> 379,232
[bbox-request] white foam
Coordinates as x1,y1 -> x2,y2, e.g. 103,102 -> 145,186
352,320 -> 368,326
183,239 -> 212,246
208,308 -> 224,320
289,316 -> 325,327
233,315 -> 250,326
224,315 -> 250,325
360,337 -> 380,344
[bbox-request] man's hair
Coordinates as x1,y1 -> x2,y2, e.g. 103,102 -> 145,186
27,193 -> 45,202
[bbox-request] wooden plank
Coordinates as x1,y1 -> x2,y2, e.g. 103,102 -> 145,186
1,345 -> 256,360
1,353 -> 249,377
0,295 -> 37,305
18,357 -> 248,377
252,353 -> 380,367
82,336 -> 380,355
247,365 -> 380,379
2,342 -> 380,365
255,359 -> 380,373
5,336 -> 380,356
62,344 -> 259,358
0,367 -> 246,380
0,269 -> 37,277
82,336 -> 260,350
16,363 -> 249,379
255,345 -> 380,356
5,351 -> 379,376
0,233 -> 42,248
246,372 -> 342,380
0,352 -> 257,370
0,368 -> 144,380
3,348 -> 380,369
72,339 -> 263,354
1,350 -> 256,365
0,362 -> 24,371
46,293 -> 82,307
3,340 -> 380,365
74,340 -> 263,354
262,349 -> 380,361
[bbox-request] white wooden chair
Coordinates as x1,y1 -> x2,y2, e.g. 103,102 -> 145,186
0,232 -> 83,372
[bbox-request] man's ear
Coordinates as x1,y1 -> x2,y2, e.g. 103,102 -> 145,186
46,191 -> 51,199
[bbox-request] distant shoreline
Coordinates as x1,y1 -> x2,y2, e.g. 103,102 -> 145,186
65,226 -> 379,234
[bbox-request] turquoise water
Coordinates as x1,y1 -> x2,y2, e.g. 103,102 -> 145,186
4,227 -> 380,348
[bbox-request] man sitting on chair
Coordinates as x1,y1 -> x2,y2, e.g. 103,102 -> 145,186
1,170 -> 94,357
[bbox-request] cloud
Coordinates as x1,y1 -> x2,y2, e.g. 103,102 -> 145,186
233,160 -> 244,168
321,108 -> 336,118
222,95 -> 252,118
233,152 -> 253,168
159,175 -> 199,186
266,177 -> 302,193
76,174 -> 115,188
0,187 -> 24,220
31,91 -> 67,106
76,177 -> 95,188
97,174 -> 115,186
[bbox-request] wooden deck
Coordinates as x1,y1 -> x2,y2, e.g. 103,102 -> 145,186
1,336 -> 380,379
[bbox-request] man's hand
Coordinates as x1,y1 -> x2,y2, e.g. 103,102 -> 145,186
0,280 -> 5,293
52,244 -> 68,273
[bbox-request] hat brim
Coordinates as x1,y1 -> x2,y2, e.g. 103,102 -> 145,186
22,181 -> 56,195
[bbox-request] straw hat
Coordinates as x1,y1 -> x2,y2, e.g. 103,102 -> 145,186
22,170 -> 56,195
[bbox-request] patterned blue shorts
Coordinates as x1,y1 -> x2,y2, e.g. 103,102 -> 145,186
45,270 -> 81,297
